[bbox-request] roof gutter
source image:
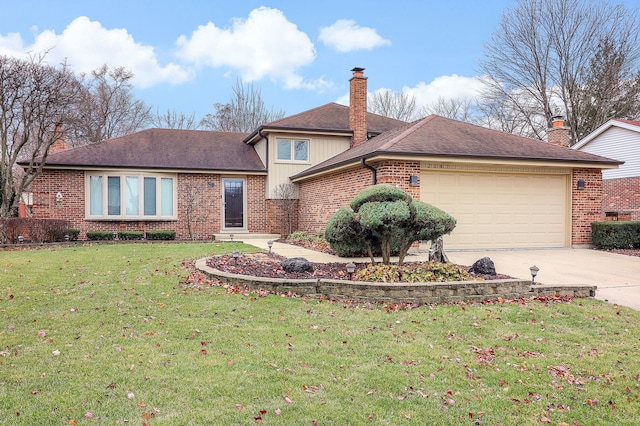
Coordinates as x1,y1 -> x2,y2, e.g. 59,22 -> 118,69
361,157 -> 377,185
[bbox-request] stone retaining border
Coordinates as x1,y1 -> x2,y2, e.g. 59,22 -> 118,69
196,259 -> 597,305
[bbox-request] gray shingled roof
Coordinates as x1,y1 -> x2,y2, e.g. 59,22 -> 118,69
292,115 -> 623,180
32,128 -> 265,172
244,103 -> 405,143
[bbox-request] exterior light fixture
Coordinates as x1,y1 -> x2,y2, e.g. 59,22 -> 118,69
267,240 -> 273,253
55,192 -> 63,202
18,235 -> 24,243
64,234 -> 70,242
113,231 -> 118,240
530,265 -> 539,283
409,175 -> 419,186
346,261 -> 356,277
577,179 -> 586,189
232,250 -> 240,264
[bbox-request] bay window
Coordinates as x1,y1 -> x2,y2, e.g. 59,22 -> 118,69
86,172 -> 176,219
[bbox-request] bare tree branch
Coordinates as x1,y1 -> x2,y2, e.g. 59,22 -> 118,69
200,79 -> 285,132
368,89 -> 417,122
478,0 -> 640,143
0,54 -> 80,217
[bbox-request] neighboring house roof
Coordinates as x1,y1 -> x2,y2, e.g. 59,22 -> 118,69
292,115 -> 622,180
572,119 -> 640,150
25,128 -> 266,172
244,103 -> 405,144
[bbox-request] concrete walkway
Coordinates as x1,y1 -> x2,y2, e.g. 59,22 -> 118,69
244,239 -> 640,311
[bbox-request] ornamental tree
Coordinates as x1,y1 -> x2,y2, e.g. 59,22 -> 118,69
325,184 -> 456,265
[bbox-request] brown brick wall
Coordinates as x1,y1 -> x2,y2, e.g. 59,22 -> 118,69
571,168 -> 604,246
30,170 -> 269,240
298,167 -> 373,234
601,176 -> 640,220
267,198 -> 299,237
375,160 -> 421,199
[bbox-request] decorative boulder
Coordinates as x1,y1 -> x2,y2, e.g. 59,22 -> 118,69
281,257 -> 314,273
470,257 -> 496,275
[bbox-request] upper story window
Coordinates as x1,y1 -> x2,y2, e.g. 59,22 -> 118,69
86,172 -> 176,220
276,139 -> 308,162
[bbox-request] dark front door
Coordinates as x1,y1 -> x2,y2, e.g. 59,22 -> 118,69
223,178 -> 244,228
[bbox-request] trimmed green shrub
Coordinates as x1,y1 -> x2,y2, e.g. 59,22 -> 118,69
146,230 -> 176,240
63,229 -> 80,241
591,221 -> 640,249
86,231 -> 115,241
326,184 -> 457,265
324,206 -> 370,257
118,231 -> 143,240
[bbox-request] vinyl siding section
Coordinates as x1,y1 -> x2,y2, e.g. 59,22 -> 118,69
266,133 -> 350,198
578,127 -> 639,179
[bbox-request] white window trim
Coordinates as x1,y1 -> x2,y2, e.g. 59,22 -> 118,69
84,171 -> 177,220
275,138 -> 310,163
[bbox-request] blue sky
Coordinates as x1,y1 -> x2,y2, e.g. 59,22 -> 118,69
2,0 -> 639,122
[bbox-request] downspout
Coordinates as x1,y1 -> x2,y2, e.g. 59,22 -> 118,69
361,157 -> 377,185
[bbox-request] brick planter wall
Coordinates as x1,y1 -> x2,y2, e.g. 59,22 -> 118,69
197,259 -> 597,304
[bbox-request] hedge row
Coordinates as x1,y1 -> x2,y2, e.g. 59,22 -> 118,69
591,221 -> 640,249
86,230 -> 176,241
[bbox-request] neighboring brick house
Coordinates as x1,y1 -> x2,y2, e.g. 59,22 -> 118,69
22,68 -> 621,248
573,119 -> 640,221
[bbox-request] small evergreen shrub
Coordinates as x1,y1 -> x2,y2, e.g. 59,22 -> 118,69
86,231 -> 115,241
146,230 -> 176,240
63,229 -> 80,241
591,221 -> 640,249
287,231 -> 315,242
118,231 -> 143,240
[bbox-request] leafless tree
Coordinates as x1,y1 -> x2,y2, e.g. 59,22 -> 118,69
479,0 -> 640,144
66,65 -> 152,146
0,54 -> 80,217
151,108 -> 199,130
179,180 -> 203,240
368,89 -> 417,122
421,96 -> 478,123
576,36 -> 640,140
200,79 -> 285,132
272,183 -> 298,237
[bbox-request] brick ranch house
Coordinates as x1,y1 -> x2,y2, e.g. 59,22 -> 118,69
22,68 -> 621,249
573,119 -> 640,221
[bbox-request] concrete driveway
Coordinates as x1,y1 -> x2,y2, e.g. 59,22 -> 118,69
446,249 -> 640,311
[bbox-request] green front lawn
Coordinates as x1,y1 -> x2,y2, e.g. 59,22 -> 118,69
1,243 -> 639,425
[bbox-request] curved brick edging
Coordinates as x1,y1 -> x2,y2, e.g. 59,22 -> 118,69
195,259 -> 597,304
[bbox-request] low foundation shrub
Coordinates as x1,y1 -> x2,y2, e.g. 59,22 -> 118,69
118,231 -> 143,240
591,221 -> 640,249
146,230 -> 176,240
86,231 -> 115,241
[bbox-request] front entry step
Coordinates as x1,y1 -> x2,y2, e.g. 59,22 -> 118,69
213,233 -> 280,242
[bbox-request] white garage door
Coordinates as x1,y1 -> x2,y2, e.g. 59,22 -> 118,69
420,170 -> 569,249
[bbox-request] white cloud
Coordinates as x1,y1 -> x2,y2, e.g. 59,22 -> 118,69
0,16 -> 191,88
405,74 -> 484,108
318,19 -> 391,53
336,74 -> 484,109
176,7 -> 321,90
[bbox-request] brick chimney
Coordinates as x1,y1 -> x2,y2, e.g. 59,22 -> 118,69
349,67 -> 368,147
50,123 -> 67,154
547,115 -> 571,147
